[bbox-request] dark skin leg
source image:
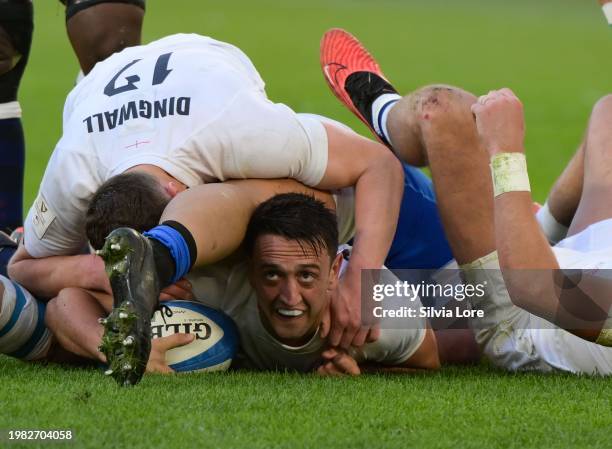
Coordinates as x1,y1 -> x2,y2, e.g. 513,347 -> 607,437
0,25 -> 19,76
65,3 -> 144,74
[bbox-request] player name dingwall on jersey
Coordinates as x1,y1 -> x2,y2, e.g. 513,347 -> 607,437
83,96 -> 192,133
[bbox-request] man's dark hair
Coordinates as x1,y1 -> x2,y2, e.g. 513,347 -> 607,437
244,193 -> 338,261
86,172 -> 170,249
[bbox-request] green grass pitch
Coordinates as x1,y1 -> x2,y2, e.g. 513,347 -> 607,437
1,0 -> 611,448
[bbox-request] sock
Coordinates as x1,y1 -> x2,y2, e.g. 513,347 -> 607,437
143,221 -> 197,286
0,246 -> 17,278
536,202 -> 568,245
459,251 -> 525,348
0,102 -> 25,231
0,276 -> 52,360
603,2 -> 612,25
371,93 -> 401,148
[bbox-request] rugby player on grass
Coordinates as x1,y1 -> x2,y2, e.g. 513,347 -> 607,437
7,33 -> 405,384
45,191 -> 441,376
319,28 -> 612,373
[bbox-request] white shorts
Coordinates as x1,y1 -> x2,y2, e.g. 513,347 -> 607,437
465,234 -> 612,375
553,218 -> 612,270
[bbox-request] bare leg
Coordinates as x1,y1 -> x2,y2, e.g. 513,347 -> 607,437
45,288 -> 106,362
384,86 -> 544,360
387,85 -> 495,264
567,95 -> 612,235
0,25 -> 18,76
434,329 -> 480,365
65,3 -> 144,74
546,144 -> 585,227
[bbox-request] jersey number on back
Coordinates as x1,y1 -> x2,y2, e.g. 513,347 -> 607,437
104,52 -> 174,97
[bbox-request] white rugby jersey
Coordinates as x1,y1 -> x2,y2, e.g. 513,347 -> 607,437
528,218 -> 612,374
24,34 -> 330,258
186,249 -> 426,372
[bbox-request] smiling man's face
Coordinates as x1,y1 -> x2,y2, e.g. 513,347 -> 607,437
249,234 -> 341,346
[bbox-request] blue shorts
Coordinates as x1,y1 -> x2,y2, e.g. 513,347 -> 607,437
384,163 -> 453,270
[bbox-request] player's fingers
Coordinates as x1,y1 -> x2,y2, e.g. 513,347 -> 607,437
147,360 -> 175,374
159,292 -> 173,302
323,361 -> 344,377
351,327 -> 369,348
156,333 -> 195,350
155,363 -> 175,374
318,362 -> 342,377
175,278 -> 193,292
332,353 -> 360,376
498,87 -> 516,98
321,348 -> 338,360
366,324 -> 381,343
316,365 -> 328,376
328,324 -> 344,348
339,323 -> 359,350
320,307 -> 331,339
160,283 -> 194,300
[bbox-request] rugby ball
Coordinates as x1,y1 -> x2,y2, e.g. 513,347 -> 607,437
150,300 -> 238,372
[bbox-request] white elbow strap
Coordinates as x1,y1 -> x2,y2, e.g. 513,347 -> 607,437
596,316 -> 612,347
0,276 -> 52,360
490,153 -> 531,198
536,202 -> 569,245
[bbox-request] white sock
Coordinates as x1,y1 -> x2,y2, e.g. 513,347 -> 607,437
536,202 -> 568,245
371,93 -> 401,147
0,101 -> 22,120
603,3 -> 612,25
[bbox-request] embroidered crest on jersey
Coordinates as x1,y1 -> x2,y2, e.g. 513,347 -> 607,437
32,194 -> 57,239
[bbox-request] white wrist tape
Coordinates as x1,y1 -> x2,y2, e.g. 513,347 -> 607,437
603,3 -> 612,25
597,316 -> 612,347
490,153 -> 531,197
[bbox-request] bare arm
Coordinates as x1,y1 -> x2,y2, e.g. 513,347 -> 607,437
318,122 -> 403,273
317,123 -> 404,349
160,178 -> 335,267
317,328 -> 440,376
8,243 -> 110,299
472,89 -> 607,341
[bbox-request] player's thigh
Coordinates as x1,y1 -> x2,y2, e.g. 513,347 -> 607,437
64,0 -> 145,73
385,163 -> 453,270
568,95 -> 612,236
0,26 -> 18,76
386,84 -> 478,166
0,1 -> 33,101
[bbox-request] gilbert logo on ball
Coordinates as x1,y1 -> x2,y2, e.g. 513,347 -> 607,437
151,300 -> 239,372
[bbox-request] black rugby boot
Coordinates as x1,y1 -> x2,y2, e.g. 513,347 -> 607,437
97,227 -> 160,386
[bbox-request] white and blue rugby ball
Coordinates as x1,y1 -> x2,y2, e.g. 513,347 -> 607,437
150,300 -> 238,372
